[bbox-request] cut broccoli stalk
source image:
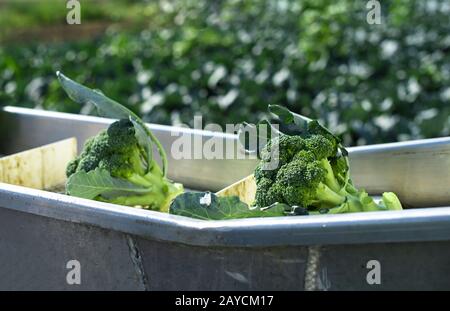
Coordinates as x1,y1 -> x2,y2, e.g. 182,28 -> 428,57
380,192 -> 403,211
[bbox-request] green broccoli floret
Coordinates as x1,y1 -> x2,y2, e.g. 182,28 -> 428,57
254,133 -> 402,213
307,120 -> 339,155
66,157 -> 79,177
67,119 -> 183,211
254,177 -> 285,207
304,134 -> 335,159
260,134 -> 305,167
276,156 -> 345,207
254,162 -> 277,183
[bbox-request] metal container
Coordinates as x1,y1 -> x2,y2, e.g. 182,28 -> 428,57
0,106 -> 450,290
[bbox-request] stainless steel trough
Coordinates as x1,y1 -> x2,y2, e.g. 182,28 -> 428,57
0,106 -> 450,290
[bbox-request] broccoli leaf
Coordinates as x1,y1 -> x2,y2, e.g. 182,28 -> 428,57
268,104 -> 349,157
57,71 -> 135,120
66,168 -> 149,200
129,116 -> 153,167
269,104 -> 312,130
269,104 -> 338,139
56,71 -> 168,176
169,192 -> 289,220
238,104 -> 345,156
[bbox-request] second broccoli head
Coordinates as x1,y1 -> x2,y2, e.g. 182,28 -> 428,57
67,119 -> 183,211
254,122 -> 402,213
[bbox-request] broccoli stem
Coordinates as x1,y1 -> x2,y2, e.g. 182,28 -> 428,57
130,149 -> 146,176
128,160 -> 165,186
127,160 -> 165,187
139,120 -> 168,177
127,173 -> 154,188
316,183 -> 346,206
105,181 -> 183,212
320,158 -> 341,193
325,202 -> 349,214
107,190 -> 166,209
147,160 -> 164,177
160,182 -> 184,212
381,192 -> 403,211
357,192 -> 402,212
344,182 -> 359,195
345,194 -> 364,212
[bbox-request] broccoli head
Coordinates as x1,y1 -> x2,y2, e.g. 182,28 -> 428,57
253,133 -> 402,213
67,119 -> 183,211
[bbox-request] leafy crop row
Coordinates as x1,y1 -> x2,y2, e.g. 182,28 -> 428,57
1,0 -> 449,145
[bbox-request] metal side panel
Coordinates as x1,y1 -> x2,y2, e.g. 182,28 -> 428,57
1,182 -> 450,248
0,207 -> 144,290
1,204 -> 448,290
318,241 -> 450,290
349,136 -> 450,207
133,238 -> 450,290
134,238 -> 308,291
